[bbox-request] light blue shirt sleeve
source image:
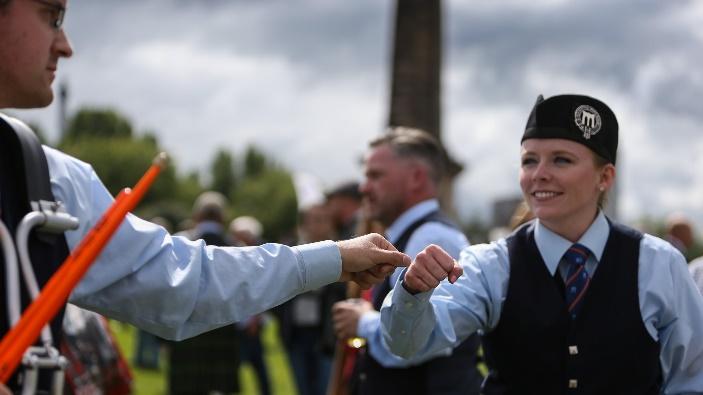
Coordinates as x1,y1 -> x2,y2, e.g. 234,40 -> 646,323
361,213 -> 470,367
44,146 -> 342,340
381,240 -> 508,359
639,235 -> 703,394
689,257 -> 703,296
381,215 -> 703,392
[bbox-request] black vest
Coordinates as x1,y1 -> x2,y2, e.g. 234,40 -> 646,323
0,115 -> 71,391
482,221 -> 661,395
356,211 -> 482,395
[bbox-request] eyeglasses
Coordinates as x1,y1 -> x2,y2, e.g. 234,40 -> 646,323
29,0 -> 66,30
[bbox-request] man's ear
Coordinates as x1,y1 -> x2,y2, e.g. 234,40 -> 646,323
408,162 -> 427,189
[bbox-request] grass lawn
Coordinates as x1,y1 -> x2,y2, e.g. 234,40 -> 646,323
109,320 -> 299,395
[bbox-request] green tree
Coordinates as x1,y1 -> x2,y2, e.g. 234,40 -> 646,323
62,108 -> 133,144
178,170 -> 205,209
58,107 -> 303,240
243,146 -> 268,179
59,107 -> 188,211
210,149 -> 238,197
58,106 -> 211,229
60,135 -> 179,206
232,168 -> 297,242
225,145 -> 297,241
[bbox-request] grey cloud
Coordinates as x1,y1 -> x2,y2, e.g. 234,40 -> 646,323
446,0 -> 700,101
68,0 -> 392,83
19,0 -> 703,227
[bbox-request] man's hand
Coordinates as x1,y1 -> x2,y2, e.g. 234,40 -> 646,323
336,233 -> 410,289
403,244 -> 463,294
0,383 -> 10,395
332,298 -> 374,340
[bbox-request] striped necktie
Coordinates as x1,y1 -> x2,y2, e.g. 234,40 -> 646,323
564,243 -> 591,320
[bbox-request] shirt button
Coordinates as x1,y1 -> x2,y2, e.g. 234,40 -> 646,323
400,330 -> 407,335
568,379 -> 578,389
405,302 -> 414,308
569,345 -> 578,355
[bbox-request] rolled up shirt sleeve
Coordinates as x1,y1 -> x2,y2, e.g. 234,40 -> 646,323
381,241 -> 510,361
380,282 -> 436,359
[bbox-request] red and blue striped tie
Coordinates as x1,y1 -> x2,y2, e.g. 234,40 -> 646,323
564,243 -> 591,320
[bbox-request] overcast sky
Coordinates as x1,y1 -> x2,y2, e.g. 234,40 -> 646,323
11,0 -> 703,229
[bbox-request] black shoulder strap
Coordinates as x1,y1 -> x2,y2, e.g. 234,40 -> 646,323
392,210 -> 457,253
0,113 -> 54,203
0,113 -> 70,390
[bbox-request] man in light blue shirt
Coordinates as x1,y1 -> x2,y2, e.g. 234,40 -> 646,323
0,3 -> 409,393
332,128 -> 481,395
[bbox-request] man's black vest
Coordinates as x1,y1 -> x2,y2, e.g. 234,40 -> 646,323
0,115 -> 70,391
356,211 -> 483,395
482,221 -> 661,395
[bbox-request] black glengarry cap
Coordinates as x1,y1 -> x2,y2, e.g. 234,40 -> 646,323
521,94 -> 618,164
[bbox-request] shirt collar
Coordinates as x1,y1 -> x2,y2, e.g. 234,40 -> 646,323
385,199 -> 439,244
534,211 -> 610,275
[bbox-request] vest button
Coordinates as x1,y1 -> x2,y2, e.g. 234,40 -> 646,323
569,345 -> 578,355
568,379 -> 578,388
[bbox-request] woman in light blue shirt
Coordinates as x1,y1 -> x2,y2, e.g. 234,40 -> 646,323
381,94 -> 703,394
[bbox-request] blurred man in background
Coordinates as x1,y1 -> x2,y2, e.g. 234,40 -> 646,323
333,128 -> 482,395
664,213 -> 697,261
326,181 -> 362,240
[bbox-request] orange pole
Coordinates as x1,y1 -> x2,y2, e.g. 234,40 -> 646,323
0,153 -> 168,383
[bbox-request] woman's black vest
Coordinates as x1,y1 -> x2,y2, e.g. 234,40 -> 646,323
482,221 -> 661,395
